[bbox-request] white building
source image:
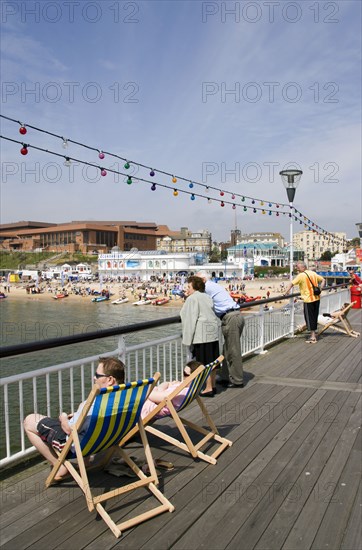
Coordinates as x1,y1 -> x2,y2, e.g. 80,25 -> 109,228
227,243 -> 287,268
293,230 -> 347,262
97,251 -> 253,281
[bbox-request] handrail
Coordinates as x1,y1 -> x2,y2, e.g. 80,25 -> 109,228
0,285 -> 350,467
0,316 -> 181,358
0,283 -> 348,359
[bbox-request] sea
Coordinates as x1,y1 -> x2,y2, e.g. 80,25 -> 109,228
0,298 -> 182,378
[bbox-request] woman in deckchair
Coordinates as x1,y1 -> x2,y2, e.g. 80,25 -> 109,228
23,357 -> 125,482
141,360 -> 202,419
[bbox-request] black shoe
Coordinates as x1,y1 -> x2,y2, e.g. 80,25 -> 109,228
200,391 -> 214,398
226,382 -> 244,388
217,379 -> 230,387
213,387 -> 217,395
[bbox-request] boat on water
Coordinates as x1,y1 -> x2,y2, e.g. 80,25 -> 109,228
133,299 -> 152,306
151,298 -> 170,306
53,293 -> 68,300
111,297 -> 129,305
91,296 -> 110,303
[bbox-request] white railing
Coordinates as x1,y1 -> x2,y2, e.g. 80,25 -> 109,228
0,289 -> 350,467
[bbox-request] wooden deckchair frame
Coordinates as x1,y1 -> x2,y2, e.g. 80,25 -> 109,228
121,356 -> 232,465
45,373 -> 174,538
317,302 -> 360,338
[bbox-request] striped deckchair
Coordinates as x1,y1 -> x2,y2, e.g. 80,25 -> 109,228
121,356 -> 232,465
46,374 -> 174,538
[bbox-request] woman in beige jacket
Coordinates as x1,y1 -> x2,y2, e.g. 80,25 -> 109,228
180,276 -> 220,396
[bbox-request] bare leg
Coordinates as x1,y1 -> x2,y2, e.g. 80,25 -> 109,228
201,371 -> 216,394
23,414 -> 69,478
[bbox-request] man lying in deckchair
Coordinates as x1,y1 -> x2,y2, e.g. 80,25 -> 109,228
24,357 -> 124,482
296,303 -> 360,339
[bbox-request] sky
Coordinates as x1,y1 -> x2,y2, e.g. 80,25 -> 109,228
0,0 -> 361,243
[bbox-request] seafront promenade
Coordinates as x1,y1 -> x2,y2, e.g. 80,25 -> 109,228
1,277 -> 287,305
1,308 -> 361,549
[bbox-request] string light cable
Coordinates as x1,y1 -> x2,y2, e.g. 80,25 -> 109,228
0,114 -> 347,247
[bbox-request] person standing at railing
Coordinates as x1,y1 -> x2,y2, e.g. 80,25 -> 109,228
196,271 -> 245,388
283,262 -> 325,344
23,357 -> 125,482
180,276 -> 219,397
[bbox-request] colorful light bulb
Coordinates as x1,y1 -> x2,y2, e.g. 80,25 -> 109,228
172,176 -> 177,183
127,176 -> 132,184
124,162 -> 130,169
150,170 -> 155,177
191,194 -> 195,200
101,169 -> 107,176
151,183 -> 156,191
20,145 -> 28,155
99,152 -> 105,160
19,126 -> 27,135
173,189 -> 178,196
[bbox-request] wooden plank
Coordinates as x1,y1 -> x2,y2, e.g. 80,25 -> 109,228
0,327 -> 361,550
254,393 -> 361,549
175,391 -> 349,550
340,481 -> 362,550
73,383 -> 294,549
311,432 -> 362,549
85,386 -> 306,550
282,399 -> 362,549
135,388 -> 323,550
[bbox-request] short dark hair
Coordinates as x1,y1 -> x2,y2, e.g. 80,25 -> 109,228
187,276 -> 205,292
99,357 -> 125,384
184,360 -> 203,376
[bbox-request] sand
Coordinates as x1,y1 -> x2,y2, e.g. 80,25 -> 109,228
2,278 -> 287,307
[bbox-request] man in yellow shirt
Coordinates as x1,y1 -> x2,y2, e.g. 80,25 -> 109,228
284,262 -> 325,343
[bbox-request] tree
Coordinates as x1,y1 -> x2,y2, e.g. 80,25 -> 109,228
209,246 -> 221,263
319,251 -> 331,261
347,237 -> 360,248
220,250 -> 228,262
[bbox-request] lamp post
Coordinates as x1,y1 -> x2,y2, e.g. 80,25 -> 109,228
279,169 -> 303,280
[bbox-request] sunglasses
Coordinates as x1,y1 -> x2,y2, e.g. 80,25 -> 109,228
94,372 -> 108,379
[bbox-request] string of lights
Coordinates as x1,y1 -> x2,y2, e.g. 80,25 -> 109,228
0,114 -> 347,248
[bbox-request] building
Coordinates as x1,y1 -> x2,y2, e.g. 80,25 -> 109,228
98,250 -> 253,281
0,220 -> 173,254
232,232 -> 285,248
0,221 -> 212,256
293,230 -> 347,264
156,227 -> 212,255
227,242 -> 287,267
356,222 -> 362,245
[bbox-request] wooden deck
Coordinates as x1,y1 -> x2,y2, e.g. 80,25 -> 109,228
1,309 -> 361,549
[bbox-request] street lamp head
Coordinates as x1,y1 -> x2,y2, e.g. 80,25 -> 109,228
279,169 -> 303,203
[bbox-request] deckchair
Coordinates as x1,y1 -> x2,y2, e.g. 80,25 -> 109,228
46,374 -> 174,538
317,302 -> 360,338
121,356 -> 232,465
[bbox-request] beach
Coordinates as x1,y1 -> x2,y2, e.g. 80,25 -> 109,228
2,278 -> 287,307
